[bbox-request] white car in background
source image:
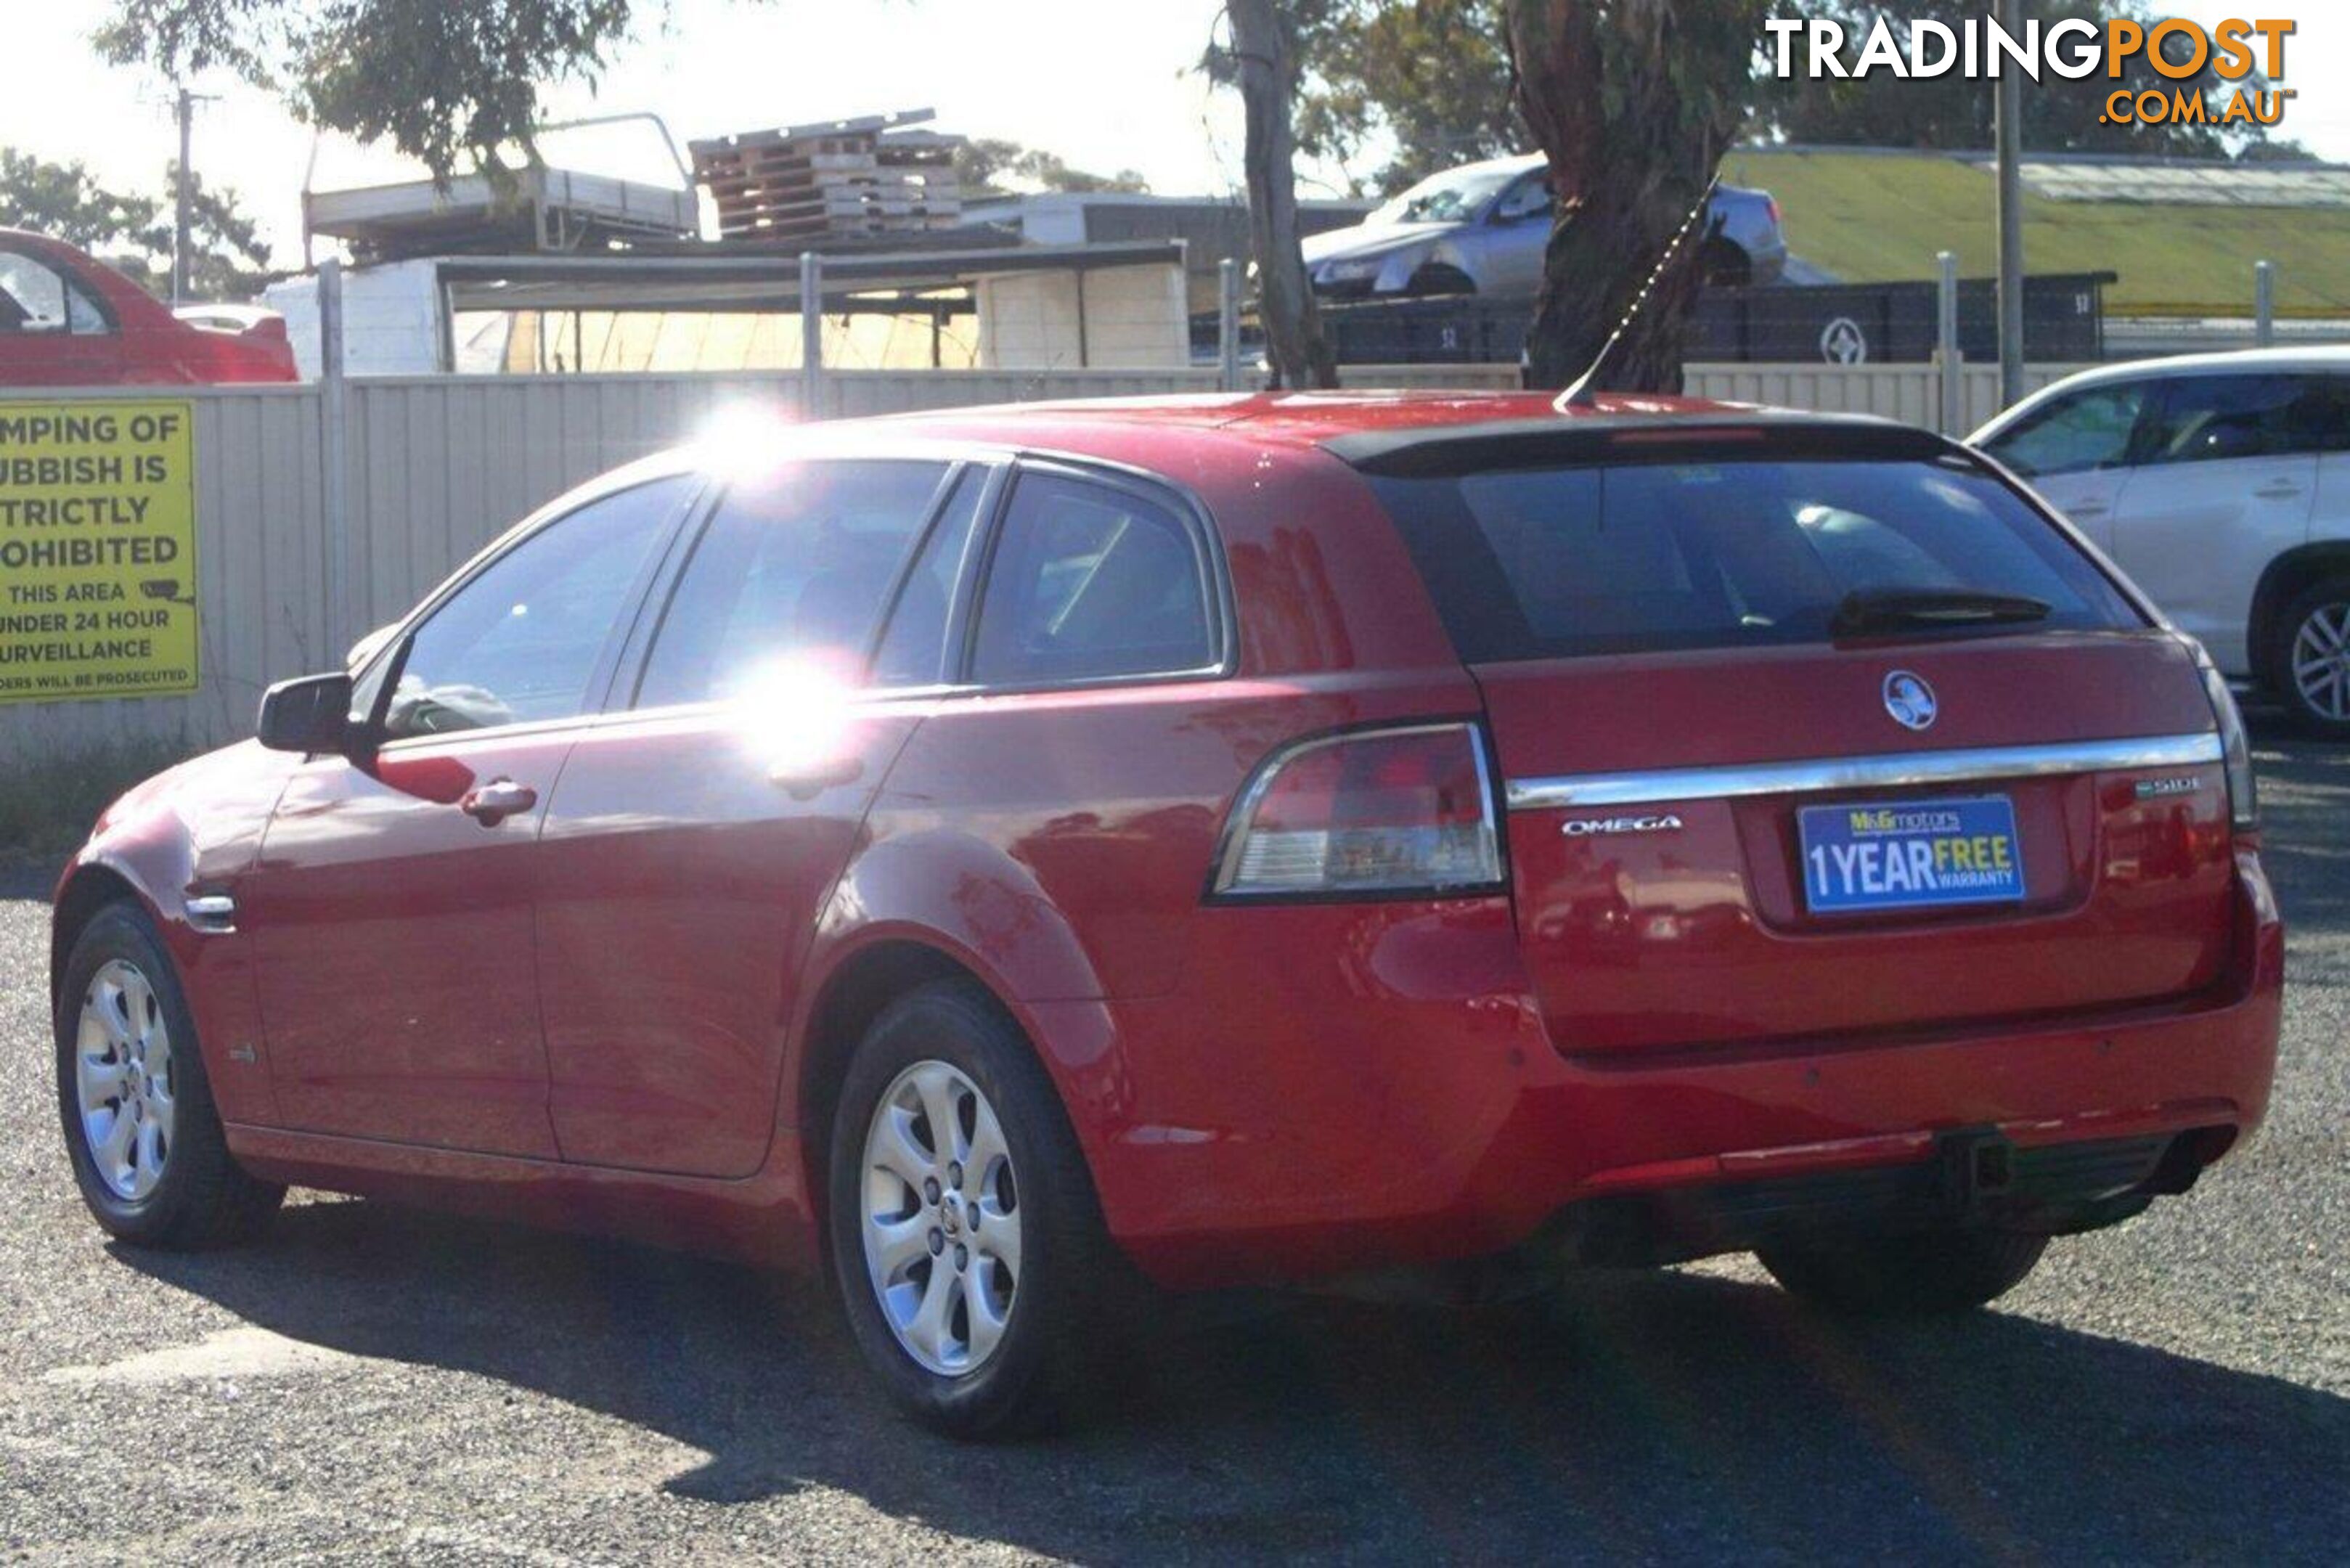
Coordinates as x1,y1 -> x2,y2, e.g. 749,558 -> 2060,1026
1972,348 -> 2350,734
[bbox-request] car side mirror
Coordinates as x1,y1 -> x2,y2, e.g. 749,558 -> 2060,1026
257,671 -> 356,754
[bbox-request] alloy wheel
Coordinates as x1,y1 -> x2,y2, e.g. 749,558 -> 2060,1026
2291,602 -> 2350,723
859,1059 -> 1022,1376
76,958 -> 176,1201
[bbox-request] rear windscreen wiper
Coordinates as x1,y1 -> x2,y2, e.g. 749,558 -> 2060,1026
1829,589 -> 2052,637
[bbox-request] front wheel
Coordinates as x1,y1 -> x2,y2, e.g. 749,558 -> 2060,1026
54,904 -> 284,1249
1758,1229 -> 2047,1316
2272,579 -> 2350,738
826,980 -> 1126,1438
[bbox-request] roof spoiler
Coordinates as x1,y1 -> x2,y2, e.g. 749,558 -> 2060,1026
1322,413 -> 1963,478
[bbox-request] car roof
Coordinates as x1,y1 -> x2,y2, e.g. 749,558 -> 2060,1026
1388,155 -> 1763,202
2033,346 -> 2350,389
861,390 -> 1945,477
888,389 -> 1726,446
1971,346 -> 2350,441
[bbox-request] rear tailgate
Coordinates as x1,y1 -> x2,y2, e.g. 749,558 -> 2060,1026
1349,418 -> 2240,1058
1482,634 -> 2232,1055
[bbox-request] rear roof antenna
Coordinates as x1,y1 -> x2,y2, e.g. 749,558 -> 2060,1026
1554,174 -> 1723,412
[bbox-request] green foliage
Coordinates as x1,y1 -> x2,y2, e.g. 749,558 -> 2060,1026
1292,0 -> 1521,194
1294,0 -> 2304,201
953,139 -> 1150,198
0,149 -> 271,301
0,150 -> 160,252
97,0 -> 637,179
1759,0 -> 2292,157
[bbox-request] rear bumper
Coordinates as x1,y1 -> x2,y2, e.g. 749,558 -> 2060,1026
1049,851 -> 2283,1291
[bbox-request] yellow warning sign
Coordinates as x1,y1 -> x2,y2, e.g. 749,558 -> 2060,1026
0,401 -> 197,704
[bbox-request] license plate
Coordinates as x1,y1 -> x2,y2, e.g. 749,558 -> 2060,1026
1799,796 -> 2025,915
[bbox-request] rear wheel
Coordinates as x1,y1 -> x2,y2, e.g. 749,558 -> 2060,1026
54,904 -> 284,1249
1758,1229 -> 2047,1316
2272,578 -> 2350,738
826,979 -> 1125,1438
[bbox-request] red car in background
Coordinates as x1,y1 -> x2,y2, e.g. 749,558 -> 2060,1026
49,392 -> 2282,1437
0,227 -> 295,385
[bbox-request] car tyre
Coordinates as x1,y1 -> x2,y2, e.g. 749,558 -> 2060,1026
2269,578 -> 2350,738
826,979 -> 1129,1439
54,903 -> 285,1249
1757,1229 -> 2047,1316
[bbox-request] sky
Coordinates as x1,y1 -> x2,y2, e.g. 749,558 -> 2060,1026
0,1 -> 2343,268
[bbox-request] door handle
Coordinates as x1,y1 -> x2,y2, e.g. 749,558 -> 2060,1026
2065,501 -> 2108,518
460,778 -> 538,826
769,755 -> 864,799
2255,482 -> 2304,500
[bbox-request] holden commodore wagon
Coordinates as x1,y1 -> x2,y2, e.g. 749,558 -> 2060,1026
52,391 -> 2282,1436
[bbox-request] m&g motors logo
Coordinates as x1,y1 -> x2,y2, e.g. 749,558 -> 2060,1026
1764,13 -> 2296,130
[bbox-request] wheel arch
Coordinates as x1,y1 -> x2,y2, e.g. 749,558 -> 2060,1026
2248,544 -> 2350,687
51,860 -> 153,1008
785,928 -> 1119,1265
794,938 -> 992,1165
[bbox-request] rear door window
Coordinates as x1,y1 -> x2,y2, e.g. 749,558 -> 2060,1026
969,472 -> 1216,685
1377,458 -> 2143,663
871,468 -> 989,687
634,460 -> 950,708
2142,374 -> 2333,465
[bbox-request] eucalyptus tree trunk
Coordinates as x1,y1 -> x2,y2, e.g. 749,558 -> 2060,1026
1227,0 -> 1338,390
1504,0 -> 1763,393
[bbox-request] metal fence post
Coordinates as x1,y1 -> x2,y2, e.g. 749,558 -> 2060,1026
799,251 -> 825,420
1217,258 -> 1242,393
2255,260 -> 2277,348
1936,250 -> 1963,436
317,258 -> 351,661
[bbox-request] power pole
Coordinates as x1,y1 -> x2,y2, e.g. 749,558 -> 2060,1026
173,86 -> 194,306
1994,0 -> 2025,408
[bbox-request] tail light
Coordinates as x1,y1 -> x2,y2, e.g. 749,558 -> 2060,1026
1766,196 -> 1782,226
2187,639 -> 2259,833
1211,722 -> 1504,899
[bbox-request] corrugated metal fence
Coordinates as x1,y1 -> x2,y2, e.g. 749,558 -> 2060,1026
1,360 -> 2068,761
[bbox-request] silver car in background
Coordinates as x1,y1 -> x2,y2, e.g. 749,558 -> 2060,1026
1300,152 -> 1787,301
1971,348 -> 2350,735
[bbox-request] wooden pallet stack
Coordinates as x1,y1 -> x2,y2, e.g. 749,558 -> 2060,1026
692,109 -> 966,243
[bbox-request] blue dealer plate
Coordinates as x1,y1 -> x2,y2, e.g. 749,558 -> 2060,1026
1798,796 -> 2025,915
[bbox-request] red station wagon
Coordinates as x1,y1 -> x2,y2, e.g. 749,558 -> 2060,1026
50,392 -> 2283,1435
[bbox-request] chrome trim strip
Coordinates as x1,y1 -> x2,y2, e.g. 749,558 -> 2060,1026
1506,732 -> 2223,812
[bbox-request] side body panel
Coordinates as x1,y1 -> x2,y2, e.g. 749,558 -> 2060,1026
533,701 -> 926,1175
245,738 -> 576,1159
2112,452 -> 2316,673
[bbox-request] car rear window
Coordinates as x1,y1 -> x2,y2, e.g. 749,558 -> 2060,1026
1373,457 -> 2144,661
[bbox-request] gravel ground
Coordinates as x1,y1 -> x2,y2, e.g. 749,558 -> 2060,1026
1,732 -> 2343,1564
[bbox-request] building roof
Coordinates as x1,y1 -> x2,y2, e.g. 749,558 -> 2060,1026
414,240 -> 1187,314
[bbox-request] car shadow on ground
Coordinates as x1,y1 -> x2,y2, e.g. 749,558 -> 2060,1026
114,1199 -> 2349,1563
